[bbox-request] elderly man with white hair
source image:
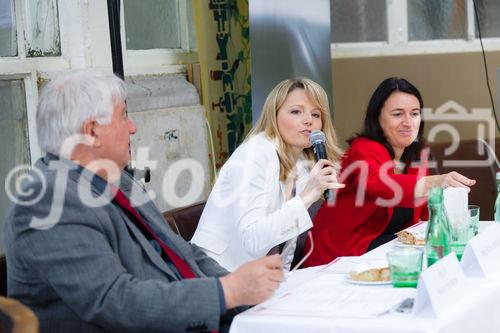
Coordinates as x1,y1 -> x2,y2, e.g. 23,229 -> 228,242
4,70 -> 283,333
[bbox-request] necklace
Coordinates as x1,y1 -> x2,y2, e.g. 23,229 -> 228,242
394,161 -> 405,174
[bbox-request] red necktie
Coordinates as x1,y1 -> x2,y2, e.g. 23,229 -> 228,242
112,187 -> 196,279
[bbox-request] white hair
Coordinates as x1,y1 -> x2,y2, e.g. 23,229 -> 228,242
36,70 -> 126,155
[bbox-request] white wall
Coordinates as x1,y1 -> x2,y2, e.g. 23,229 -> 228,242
129,105 -> 210,212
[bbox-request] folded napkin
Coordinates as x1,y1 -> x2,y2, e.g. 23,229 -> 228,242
443,187 -> 469,226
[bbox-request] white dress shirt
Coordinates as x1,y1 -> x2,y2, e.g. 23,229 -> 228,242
191,133 -> 313,271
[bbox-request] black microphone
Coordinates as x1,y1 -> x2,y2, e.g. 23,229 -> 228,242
309,130 -> 334,202
125,166 -> 151,183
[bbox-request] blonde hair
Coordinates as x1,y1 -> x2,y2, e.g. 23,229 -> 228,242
247,78 -> 342,181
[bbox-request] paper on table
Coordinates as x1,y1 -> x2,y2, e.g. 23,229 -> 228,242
443,187 -> 468,226
321,257 -> 388,274
252,275 -> 416,318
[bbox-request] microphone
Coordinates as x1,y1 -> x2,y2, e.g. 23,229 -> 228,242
309,130 -> 334,202
125,166 -> 151,183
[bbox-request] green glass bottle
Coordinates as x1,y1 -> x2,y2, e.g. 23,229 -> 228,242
425,187 -> 451,267
494,172 -> 500,222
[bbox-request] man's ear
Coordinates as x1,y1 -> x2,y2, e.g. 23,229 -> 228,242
82,119 -> 101,148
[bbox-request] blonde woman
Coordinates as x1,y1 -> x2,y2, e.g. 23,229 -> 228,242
192,78 -> 343,271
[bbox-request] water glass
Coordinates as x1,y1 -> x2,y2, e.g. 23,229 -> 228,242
468,205 -> 480,237
449,224 -> 469,261
386,249 -> 423,288
448,208 -> 475,261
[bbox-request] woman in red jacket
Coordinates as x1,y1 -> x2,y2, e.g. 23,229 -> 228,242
303,77 -> 475,266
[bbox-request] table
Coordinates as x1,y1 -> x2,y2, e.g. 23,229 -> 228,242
230,222 -> 500,333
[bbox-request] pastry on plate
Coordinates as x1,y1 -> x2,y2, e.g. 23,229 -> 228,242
349,266 -> 390,282
396,230 -> 425,246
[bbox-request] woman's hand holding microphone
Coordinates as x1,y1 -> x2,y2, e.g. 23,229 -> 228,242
300,159 -> 345,208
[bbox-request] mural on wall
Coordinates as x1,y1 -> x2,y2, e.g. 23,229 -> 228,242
194,0 -> 252,171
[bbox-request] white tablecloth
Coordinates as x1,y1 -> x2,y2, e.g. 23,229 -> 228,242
230,222 -> 500,333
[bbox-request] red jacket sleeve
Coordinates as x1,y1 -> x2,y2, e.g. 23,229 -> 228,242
339,138 -> 427,208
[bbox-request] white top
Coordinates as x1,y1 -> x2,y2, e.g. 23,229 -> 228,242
191,133 -> 313,271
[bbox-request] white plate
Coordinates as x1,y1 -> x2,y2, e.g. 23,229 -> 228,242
393,240 -> 424,249
345,276 -> 392,286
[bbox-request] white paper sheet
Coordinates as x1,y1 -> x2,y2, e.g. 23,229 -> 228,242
320,257 -> 388,274
252,275 -> 415,318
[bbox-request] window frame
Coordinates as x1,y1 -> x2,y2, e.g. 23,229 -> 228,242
0,0 -> 199,164
0,73 -> 39,163
331,0 -> 500,58
0,0 -> 69,163
119,0 -> 198,76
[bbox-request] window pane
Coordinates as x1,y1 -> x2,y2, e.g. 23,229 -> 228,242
25,0 -> 61,57
408,0 -> 467,41
331,0 -> 387,43
186,0 -> 197,50
124,0 -> 181,50
0,79 -> 30,254
474,0 -> 500,38
0,0 -> 17,57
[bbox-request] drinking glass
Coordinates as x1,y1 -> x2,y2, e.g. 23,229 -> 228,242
386,249 -> 423,288
468,205 -> 480,237
448,207 -> 475,261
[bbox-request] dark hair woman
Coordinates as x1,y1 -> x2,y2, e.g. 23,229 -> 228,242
303,77 -> 476,266
355,77 -> 425,163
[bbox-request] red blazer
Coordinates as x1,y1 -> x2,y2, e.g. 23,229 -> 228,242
303,137 -> 428,267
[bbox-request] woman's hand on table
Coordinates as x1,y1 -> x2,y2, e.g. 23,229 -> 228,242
414,171 -> 476,197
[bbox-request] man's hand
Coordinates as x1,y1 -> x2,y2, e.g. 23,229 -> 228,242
220,254 -> 284,309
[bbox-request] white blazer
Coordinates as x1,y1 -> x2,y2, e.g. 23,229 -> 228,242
191,133 -> 312,271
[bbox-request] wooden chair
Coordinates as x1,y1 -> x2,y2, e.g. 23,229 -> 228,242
163,202 -> 206,241
0,296 -> 39,333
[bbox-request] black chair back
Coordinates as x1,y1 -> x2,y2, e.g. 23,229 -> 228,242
0,256 -> 6,297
